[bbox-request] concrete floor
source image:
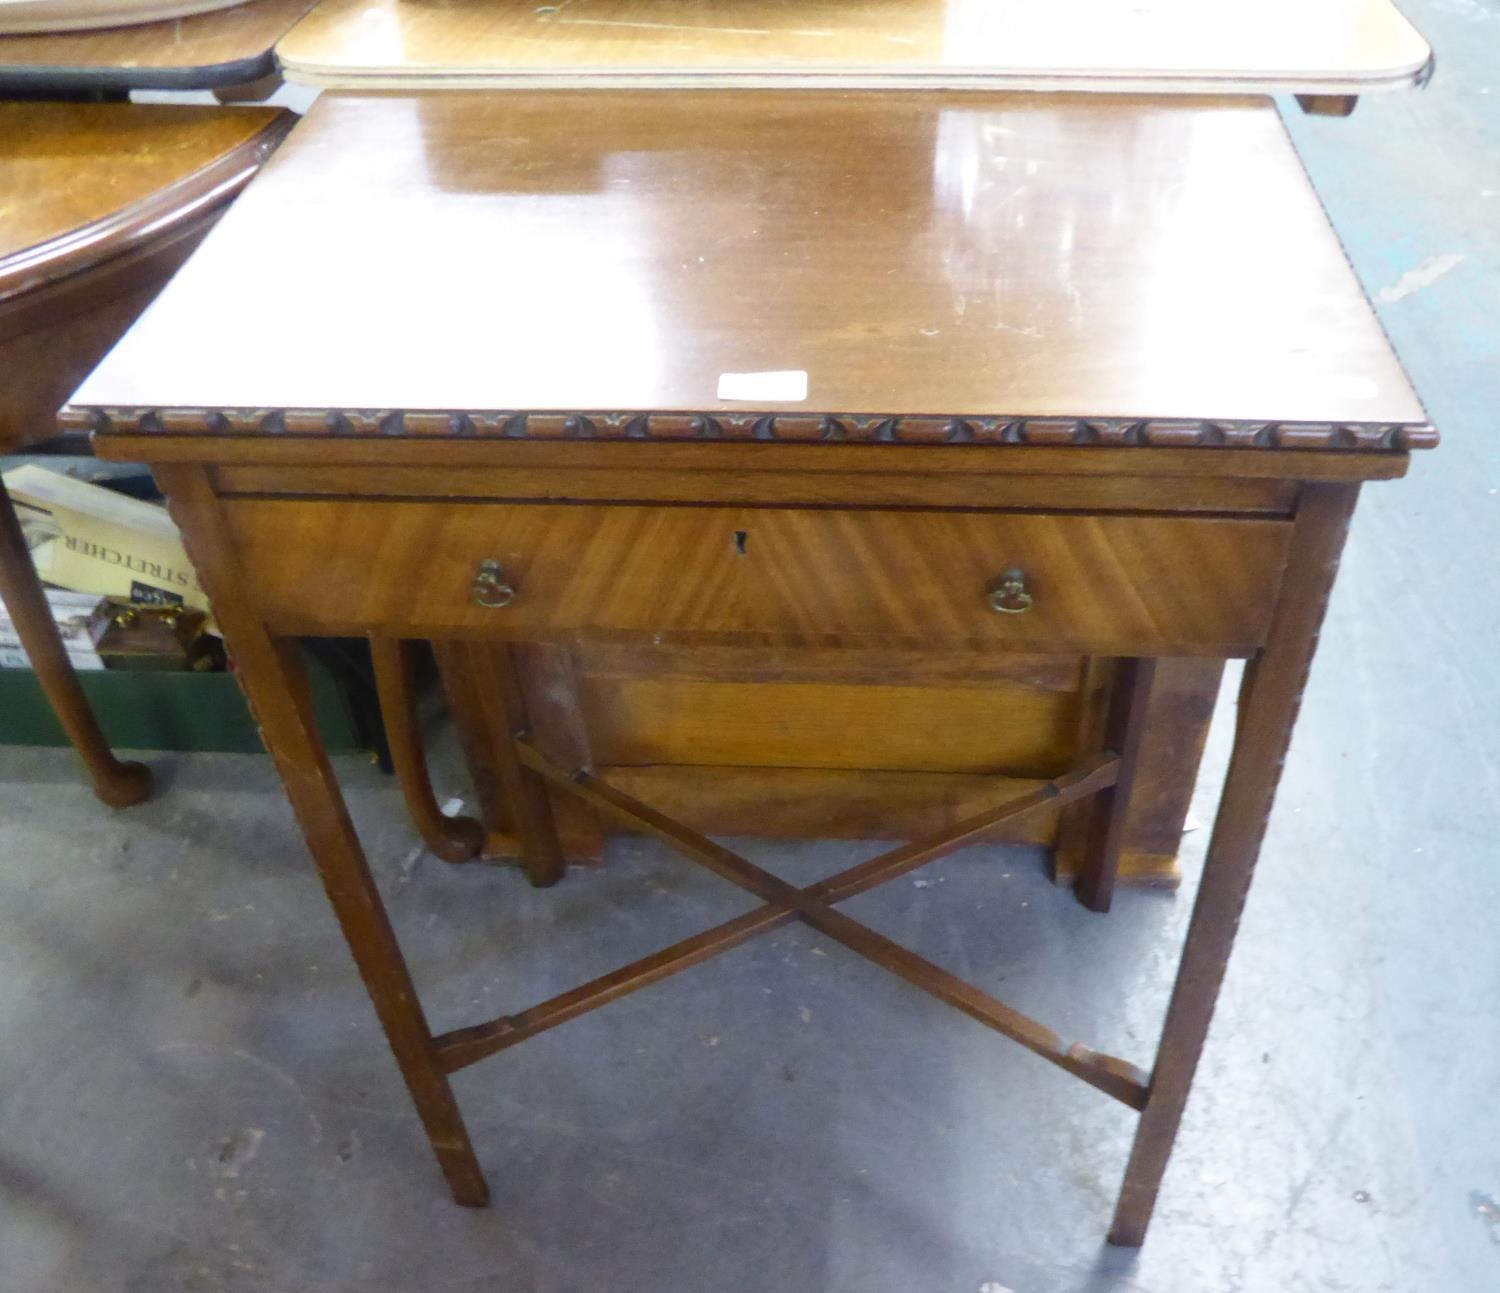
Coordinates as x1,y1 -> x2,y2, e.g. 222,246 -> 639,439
4,1 -> 1499,1288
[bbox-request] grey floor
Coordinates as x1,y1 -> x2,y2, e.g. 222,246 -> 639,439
4,1 -> 1499,1288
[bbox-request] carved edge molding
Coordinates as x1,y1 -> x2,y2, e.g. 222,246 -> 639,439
66,407 -> 1440,452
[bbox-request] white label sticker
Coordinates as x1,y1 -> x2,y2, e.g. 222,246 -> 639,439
717,370 -> 808,402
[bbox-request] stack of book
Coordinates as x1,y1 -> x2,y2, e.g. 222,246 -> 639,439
0,587 -> 106,671
1,464 -> 218,673
2,464 -> 211,618
0,464 -> 374,752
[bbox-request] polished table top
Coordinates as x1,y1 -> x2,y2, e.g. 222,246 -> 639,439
0,103 -> 289,457
0,102 -> 290,303
72,91 -> 1430,451
275,0 -> 1432,94
0,0 -> 312,91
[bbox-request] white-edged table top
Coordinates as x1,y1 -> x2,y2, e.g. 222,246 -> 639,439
276,0 -> 1433,95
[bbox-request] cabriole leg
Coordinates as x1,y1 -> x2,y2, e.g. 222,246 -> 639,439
0,479 -> 151,807
371,636 -> 484,863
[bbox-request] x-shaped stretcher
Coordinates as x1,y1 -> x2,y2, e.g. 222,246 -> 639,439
433,740 -> 1149,1112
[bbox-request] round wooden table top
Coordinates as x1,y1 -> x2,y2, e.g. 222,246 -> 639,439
0,102 -> 291,303
0,103 -> 293,452
0,0 -> 247,37
0,0 -> 313,91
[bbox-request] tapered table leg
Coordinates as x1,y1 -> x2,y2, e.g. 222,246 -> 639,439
371,637 -> 484,863
436,640 -> 588,876
464,642 -> 567,889
1075,657 -> 1157,912
0,480 -> 151,807
434,640 -> 512,846
1109,483 -> 1360,1246
158,467 -> 489,1206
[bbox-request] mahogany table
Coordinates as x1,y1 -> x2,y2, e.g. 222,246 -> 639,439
0,101 -> 292,803
276,0 -> 1432,101
68,90 -> 1435,1244
0,0 -> 312,94
275,0 -> 1439,872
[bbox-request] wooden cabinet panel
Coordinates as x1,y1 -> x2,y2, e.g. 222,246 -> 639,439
575,664 -> 1085,775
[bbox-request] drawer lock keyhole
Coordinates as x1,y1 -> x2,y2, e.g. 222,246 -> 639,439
987,568 -> 1033,614
733,529 -> 748,557
472,558 -> 516,609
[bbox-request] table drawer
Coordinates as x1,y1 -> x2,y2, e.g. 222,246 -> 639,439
222,500 -> 1290,654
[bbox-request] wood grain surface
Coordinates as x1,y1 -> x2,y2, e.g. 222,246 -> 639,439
1,226 -> 203,448
450,644 -> 1210,886
206,461 -> 1304,512
72,92 -> 1430,441
275,0 -> 1432,94
573,657 -> 1086,774
1109,481 -> 1362,1244
219,499 -> 1291,654
0,104 -> 291,452
0,102 -> 290,299
1,107 -> 287,444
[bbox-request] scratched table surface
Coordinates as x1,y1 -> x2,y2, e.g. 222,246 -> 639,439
70,90 -> 1426,434
275,0 -> 1433,93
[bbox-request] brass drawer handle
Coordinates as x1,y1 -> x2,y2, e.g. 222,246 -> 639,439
987,568 -> 1033,615
472,559 -> 516,609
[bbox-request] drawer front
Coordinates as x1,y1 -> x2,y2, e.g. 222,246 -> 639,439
222,500 -> 1290,654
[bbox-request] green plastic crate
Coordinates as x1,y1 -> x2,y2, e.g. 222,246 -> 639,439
0,647 -> 368,753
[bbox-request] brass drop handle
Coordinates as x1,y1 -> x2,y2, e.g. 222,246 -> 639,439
472,558 -> 516,609
987,568 -> 1033,614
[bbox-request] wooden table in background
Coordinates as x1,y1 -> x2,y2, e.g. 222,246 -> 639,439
0,101 -> 292,802
69,90 -> 1435,1244
0,0 -> 312,94
276,0 -> 1432,97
